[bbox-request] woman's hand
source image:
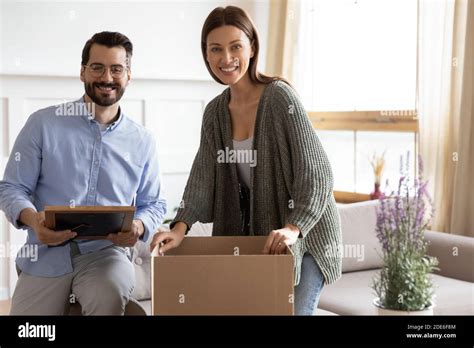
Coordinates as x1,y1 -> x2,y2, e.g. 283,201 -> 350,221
150,222 -> 187,255
263,224 -> 301,255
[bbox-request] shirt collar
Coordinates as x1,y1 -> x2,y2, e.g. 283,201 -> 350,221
76,96 -> 124,131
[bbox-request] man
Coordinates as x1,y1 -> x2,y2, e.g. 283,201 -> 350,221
0,31 -> 166,315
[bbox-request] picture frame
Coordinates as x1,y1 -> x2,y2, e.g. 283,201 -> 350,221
44,206 -> 136,240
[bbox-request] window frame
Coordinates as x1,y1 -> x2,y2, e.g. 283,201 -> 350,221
312,112 -> 419,203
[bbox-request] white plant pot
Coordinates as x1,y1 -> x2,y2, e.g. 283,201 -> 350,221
373,298 -> 434,315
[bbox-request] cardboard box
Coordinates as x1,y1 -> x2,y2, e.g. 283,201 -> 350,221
152,236 -> 294,315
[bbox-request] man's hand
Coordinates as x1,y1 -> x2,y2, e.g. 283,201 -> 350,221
107,219 -> 144,247
262,224 -> 301,255
150,222 -> 187,255
20,208 -> 77,246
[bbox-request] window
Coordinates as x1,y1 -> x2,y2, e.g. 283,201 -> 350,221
293,0 -> 418,194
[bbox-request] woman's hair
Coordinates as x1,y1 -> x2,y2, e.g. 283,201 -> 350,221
201,6 -> 282,85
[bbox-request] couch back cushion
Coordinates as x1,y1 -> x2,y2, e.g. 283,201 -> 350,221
337,200 -> 383,272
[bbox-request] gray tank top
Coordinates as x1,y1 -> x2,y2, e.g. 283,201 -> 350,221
232,136 -> 254,188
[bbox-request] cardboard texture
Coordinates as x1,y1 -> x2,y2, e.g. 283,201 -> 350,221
152,236 -> 294,315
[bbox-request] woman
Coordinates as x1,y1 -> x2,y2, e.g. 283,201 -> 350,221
150,5 -> 342,315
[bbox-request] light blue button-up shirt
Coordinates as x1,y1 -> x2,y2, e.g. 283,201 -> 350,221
0,97 -> 167,277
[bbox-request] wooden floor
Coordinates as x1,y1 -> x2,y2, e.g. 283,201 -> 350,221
0,299 -> 11,315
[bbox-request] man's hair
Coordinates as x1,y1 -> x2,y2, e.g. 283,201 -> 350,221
81,31 -> 133,66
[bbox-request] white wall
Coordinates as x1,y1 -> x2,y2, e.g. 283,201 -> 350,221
0,0 -> 269,78
0,0 -> 270,300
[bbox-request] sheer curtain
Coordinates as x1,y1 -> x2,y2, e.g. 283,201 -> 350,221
266,0 -> 473,235
418,0 -> 473,236
265,0 -> 300,80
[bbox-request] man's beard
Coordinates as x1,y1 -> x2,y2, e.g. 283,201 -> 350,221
84,81 -> 126,107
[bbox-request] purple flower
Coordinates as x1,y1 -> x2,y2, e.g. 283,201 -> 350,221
375,154 -> 433,256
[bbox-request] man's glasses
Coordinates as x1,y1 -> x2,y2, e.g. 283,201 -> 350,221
83,63 -> 128,78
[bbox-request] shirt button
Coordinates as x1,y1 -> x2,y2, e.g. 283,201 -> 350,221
90,187 -> 95,191
134,257 -> 143,265
95,161 -> 99,165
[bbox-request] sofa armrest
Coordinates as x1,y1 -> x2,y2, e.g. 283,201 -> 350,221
425,230 -> 474,282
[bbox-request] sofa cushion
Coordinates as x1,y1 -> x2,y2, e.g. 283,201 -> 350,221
187,222 -> 213,236
131,239 -> 152,301
140,300 -> 152,316
425,230 -> 474,282
318,269 -> 474,315
318,270 -> 380,315
337,200 -> 383,272
428,274 -> 474,314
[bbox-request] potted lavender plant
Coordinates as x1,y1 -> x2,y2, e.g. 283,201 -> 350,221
372,155 -> 439,315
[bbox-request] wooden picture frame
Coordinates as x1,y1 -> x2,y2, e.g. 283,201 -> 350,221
44,206 -> 136,240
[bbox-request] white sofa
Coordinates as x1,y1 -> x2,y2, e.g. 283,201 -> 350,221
318,200 -> 474,315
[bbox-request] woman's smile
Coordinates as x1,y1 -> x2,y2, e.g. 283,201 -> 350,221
219,65 -> 239,74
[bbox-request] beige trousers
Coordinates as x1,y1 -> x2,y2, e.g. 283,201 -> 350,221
10,244 -> 135,315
